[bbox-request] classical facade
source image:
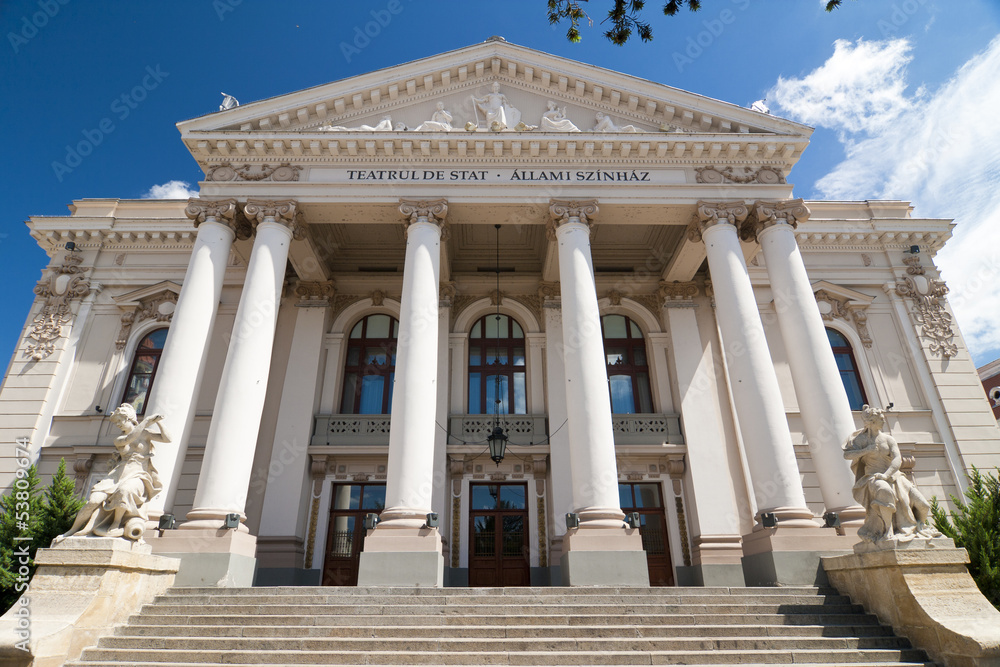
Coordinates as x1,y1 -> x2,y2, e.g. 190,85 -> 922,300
3,39 -> 999,587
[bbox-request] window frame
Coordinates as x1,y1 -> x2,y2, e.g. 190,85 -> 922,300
826,327 -> 869,410
340,314 -> 399,415
601,314 -> 654,414
120,327 -> 168,416
467,313 -> 527,415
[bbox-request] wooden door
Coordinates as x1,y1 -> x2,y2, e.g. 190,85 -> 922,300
468,483 -> 530,586
321,482 -> 385,586
619,482 -> 674,586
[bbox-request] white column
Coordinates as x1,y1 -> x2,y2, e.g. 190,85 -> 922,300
358,199 -> 447,587
257,283 -> 331,543
549,201 -> 623,528
148,198 -> 240,516
692,201 -> 817,526
543,296 -> 573,536
660,282 -> 744,566
751,200 -> 863,520
432,295 -> 450,521
182,199 -> 301,530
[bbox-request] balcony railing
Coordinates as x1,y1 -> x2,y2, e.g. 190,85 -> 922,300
611,414 -> 683,445
313,412 -> 682,447
313,415 -> 392,446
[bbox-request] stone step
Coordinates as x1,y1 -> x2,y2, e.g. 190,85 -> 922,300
126,612 -> 883,627
116,622 -> 897,639
148,593 -> 853,606
74,647 -> 932,665
96,635 -> 914,652
136,602 -> 866,616
158,586 -> 840,597
68,663 -> 936,667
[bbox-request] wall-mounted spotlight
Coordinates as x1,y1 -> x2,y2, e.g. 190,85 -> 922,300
908,245 -> 920,254
158,514 -> 176,530
65,241 -> 76,251
625,512 -> 641,529
364,513 -> 380,530
565,512 -> 580,529
760,512 -> 778,528
823,511 -> 841,528
424,512 -> 439,529
223,513 -> 241,529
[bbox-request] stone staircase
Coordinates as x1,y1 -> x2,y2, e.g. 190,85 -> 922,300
67,586 -> 933,666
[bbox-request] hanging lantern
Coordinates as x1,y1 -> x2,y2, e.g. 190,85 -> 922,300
487,425 -> 508,466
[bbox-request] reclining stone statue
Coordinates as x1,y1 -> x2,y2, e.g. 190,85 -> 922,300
54,403 -> 167,544
843,404 -> 941,543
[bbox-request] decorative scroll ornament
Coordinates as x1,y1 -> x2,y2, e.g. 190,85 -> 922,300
115,290 -> 178,349
687,200 -> 750,243
548,199 -> 598,226
242,199 -> 305,239
606,289 -> 624,306
894,254 -> 957,358
815,290 -> 851,321
631,293 -> 664,316
741,199 -> 810,242
695,166 -> 786,185
538,281 -> 561,308
439,282 -> 457,307
205,164 -> 301,182
25,251 -> 92,360
294,281 -> 334,306
398,198 -> 449,226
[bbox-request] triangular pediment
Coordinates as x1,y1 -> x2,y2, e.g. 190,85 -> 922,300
811,281 -> 874,307
113,281 -> 181,308
179,39 -> 810,139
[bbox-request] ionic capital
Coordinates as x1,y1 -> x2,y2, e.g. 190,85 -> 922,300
243,199 -> 305,239
294,281 -> 334,307
548,199 -> 598,227
741,199 -> 810,242
185,198 -> 236,225
687,201 -> 750,243
658,280 -> 699,306
399,198 -> 449,226
538,281 -> 561,308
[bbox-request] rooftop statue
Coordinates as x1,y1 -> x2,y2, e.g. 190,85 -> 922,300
843,405 -> 942,544
540,101 -> 580,132
414,102 -> 454,132
593,111 -> 639,133
54,403 -> 167,544
472,82 -> 521,131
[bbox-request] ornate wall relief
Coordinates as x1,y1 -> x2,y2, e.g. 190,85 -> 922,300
813,282 -> 873,348
894,254 -> 957,359
206,163 -> 301,182
695,166 -> 786,185
114,284 -> 179,350
25,251 -> 93,360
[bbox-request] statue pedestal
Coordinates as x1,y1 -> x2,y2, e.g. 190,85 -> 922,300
0,537 -> 179,667
823,539 -> 1000,667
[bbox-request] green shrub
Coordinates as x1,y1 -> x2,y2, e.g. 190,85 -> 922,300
931,466 -> 1000,609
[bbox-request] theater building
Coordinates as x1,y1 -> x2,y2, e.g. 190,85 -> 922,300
2,38 -> 998,588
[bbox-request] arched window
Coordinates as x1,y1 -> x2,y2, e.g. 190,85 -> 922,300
468,314 -> 526,415
341,314 -> 398,414
827,328 -> 868,410
602,314 -> 653,414
122,328 -> 168,416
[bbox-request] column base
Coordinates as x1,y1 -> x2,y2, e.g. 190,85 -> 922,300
146,528 -> 257,587
741,524 -> 856,586
823,538 -> 1000,667
559,526 -> 650,586
0,537 -> 179,667
356,526 -> 444,587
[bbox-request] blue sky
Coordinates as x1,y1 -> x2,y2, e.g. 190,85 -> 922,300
2,1 -> 1000,370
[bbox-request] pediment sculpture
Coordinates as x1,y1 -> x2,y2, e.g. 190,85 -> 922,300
414,102 -> 455,132
54,403 -> 168,544
319,114 -> 394,132
471,82 -> 521,131
593,111 -> 639,133
843,405 -> 942,544
540,101 -> 580,132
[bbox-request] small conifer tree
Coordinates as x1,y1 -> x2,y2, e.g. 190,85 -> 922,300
932,467 -> 1000,609
0,464 -> 43,613
37,459 -> 84,552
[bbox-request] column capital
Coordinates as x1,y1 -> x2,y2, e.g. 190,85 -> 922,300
294,281 -> 334,307
399,198 -> 448,226
658,280 -> 699,307
548,199 -> 598,228
687,201 -> 750,243
741,199 -> 810,242
538,281 -> 561,308
243,199 -> 305,239
185,198 -> 253,239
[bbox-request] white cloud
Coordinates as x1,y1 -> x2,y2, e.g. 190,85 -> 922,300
770,36 -> 1000,365
143,180 -> 198,199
